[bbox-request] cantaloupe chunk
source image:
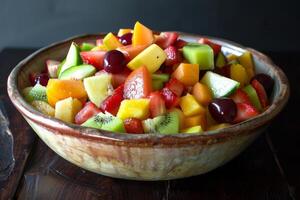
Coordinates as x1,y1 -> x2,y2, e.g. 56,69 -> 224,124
117,44 -> 148,60
183,114 -> 207,130
192,82 -> 212,106
132,22 -> 154,46
46,79 -> 87,107
172,63 -> 199,86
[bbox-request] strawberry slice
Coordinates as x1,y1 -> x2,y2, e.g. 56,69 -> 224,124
198,38 -> 221,55
251,79 -> 269,108
174,39 -> 187,49
234,103 -> 259,123
164,46 -> 183,67
80,50 -> 106,70
231,89 -> 252,105
75,102 -> 101,124
100,84 -> 124,115
149,91 -> 166,117
161,87 -> 180,109
165,78 -> 185,97
155,32 -> 179,49
124,66 -> 152,99
124,118 -> 144,134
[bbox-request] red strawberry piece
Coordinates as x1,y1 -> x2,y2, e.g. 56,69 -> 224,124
75,102 -> 102,124
123,66 -> 152,99
231,89 -> 252,105
251,79 -> 269,108
234,103 -> 259,123
155,32 -> 179,49
80,50 -> 106,70
198,38 -> 221,55
174,39 -> 187,49
100,84 -> 124,115
149,91 -> 166,117
164,46 -> 183,67
161,87 -> 180,109
124,118 -> 144,134
165,78 -> 185,97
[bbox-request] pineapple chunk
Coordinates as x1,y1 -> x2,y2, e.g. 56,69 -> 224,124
181,125 -> 203,134
55,97 -> 82,123
238,51 -> 255,81
183,114 -> 207,130
230,64 -> 248,87
127,44 -> 167,73
117,99 -> 150,120
103,32 -> 123,50
83,74 -> 112,107
31,101 -> 55,117
180,93 -> 205,117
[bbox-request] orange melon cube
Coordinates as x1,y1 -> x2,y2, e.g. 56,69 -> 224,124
180,93 -> 205,117
183,114 -> 207,130
132,22 -> 154,46
172,63 -> 199,86
192,82 -> 212,106
117,44 -> 148,60
46,79 -> 87,107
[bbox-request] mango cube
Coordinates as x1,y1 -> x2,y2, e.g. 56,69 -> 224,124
103,32 -> 123,50
183,43 -> 214,70
132,21 -> 154,46
55,97 -> 82,123
180,93 -> 205,117
230,64 -> 248,87
127,44 -> 166,73
192,82 -> 212,105
238,51 -> 255,81
117,99 -> 150,120
181,125 -> 203,134
172,63 -> 199,86
226,54 -> 238,62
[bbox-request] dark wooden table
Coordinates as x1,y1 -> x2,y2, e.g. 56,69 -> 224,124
0,48 -> 299,200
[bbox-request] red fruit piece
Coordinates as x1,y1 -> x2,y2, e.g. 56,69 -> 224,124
96,68 -> 131,88
75,102 -> 101,124
124,66 -> 152,99
198,38 -> 221,55
164,46 -> 183,67
149,91 -> 166,117
161,87 -> 180,109
155,32 -> 179,49
231,89 -> 252,105
174,39 -> 187,49
29,73 -> 49,86
234,103 -> 259,123
214,65 -> 230,78
124,118 -> 144,134
165,78 -> 185,97
80,50 -> 106,70
100,84 -> 124,115
96,39 -> 103,46
251,79 -> 269,108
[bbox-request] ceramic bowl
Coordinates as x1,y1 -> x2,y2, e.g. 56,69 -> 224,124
7,33 -> 289,180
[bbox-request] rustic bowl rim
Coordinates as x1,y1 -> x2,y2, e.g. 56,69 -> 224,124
7,33 -> 290,147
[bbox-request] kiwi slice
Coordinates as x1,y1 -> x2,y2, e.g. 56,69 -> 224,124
25,84 -> 47,103
80,42 -> 95,51
82,113 -> 125,133
59,64 -> 96,80
142,111 -> 179,134
22,86 -> 33,102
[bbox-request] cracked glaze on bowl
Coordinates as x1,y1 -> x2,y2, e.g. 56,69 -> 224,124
7,33 -> 289,180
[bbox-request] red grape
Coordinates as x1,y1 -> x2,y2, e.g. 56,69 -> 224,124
208,98 -> 237,123
119,33 -> 132,46
103,50 -> 126,74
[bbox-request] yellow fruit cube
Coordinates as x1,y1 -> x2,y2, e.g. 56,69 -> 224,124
226,54 -> 238,62
181,125 -> 203,134
103,32 -> 123,50
230,64 -> 248,87
91,45 -> 108,51
118,28 -> 133,37
180,93 -> 205,117
172,63 -> 199,86
183,114 -> 207,130
238,51 -> 255,81
127,44 -> 167,73
55,97 -> 82,123
31,100 -> 55,117
117,99 -> 150,120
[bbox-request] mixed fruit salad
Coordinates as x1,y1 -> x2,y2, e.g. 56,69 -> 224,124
22,22 -> 274,134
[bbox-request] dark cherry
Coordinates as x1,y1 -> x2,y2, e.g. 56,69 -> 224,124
29,73 -> 49,86
103,50 -> 126,74
208,98 -> 237,123
119,33 -> 132,46
251,73 -> 274,95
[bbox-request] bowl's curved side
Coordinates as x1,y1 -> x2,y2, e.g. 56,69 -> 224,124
24,116 -> 265,180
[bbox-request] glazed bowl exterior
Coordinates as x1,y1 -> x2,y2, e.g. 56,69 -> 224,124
7,33 -> 289,180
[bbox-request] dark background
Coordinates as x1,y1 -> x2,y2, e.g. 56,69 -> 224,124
0,0 -> 299,52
